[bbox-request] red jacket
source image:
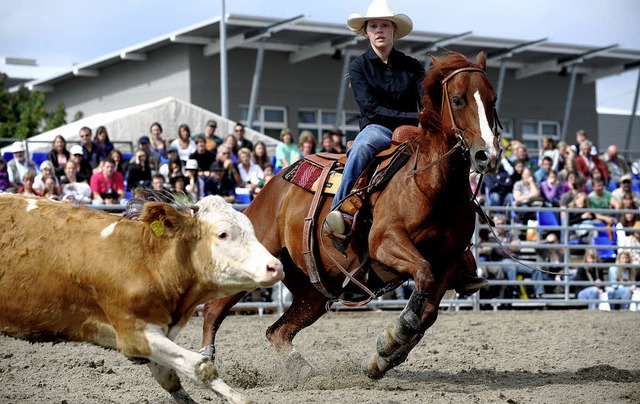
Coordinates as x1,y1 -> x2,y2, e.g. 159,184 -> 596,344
576,154 -> 609,181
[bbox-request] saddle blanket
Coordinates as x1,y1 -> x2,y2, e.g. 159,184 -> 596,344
282,159 -> 342,195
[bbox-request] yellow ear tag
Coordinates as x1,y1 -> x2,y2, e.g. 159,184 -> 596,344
150,220 -> 165,237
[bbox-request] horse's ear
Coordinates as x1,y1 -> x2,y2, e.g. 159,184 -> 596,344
476,51 -> 486,71
428,53 -> 437,67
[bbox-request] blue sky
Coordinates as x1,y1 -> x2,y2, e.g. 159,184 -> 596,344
1,0 -> 639,112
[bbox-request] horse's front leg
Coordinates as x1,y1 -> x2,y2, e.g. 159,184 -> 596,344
363,231 -> 454,379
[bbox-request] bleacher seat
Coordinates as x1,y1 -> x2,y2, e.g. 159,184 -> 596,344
593,236 -> 617,262
31,152 -> 48,167
122,152 -> 133,161
3,152 -> 13,162
235,193 -> 252,204
271,155 -> 281,174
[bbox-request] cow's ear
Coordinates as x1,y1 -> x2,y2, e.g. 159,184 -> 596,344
139,202 -> 195,238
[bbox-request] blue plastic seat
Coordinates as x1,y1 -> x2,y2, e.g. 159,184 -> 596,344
235,192 -> 252,204
31,152 -> 48,167
593,236 -> 617,262
3,152 -> 13,162
271,155 -> 281,174
536,210 -> 559,227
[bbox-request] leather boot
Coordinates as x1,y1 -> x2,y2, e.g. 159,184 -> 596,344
323,211 -> 353,252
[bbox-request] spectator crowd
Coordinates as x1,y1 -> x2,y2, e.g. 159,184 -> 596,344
476,129 -> 640,310
0,121 -> 348,207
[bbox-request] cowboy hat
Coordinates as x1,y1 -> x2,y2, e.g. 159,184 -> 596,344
347,0 -> 413,39
10,141 -> 26,153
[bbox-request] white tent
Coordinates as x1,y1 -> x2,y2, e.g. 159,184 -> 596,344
15,97 -> 280,156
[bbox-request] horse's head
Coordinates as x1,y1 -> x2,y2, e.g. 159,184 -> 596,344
419,51 -> 502,174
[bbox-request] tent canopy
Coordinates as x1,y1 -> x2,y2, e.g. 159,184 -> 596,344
12,97 -> 280,156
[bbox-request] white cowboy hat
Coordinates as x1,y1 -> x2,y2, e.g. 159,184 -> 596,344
347,0 -> 413,39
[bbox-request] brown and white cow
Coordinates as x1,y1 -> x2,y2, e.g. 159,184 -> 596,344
0,194 -> 283,404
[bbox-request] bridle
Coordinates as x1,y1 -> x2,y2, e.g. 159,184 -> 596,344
441,66 -> 502,156
405,66 -> 503,177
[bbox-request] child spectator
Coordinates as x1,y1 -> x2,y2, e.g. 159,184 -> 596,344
0,156 -> 11,192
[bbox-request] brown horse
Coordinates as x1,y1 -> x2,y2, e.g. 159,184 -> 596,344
201,51 -> 501,380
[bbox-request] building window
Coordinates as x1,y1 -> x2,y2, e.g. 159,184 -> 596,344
521,120 -> 560,153
239,105 -> 287,139
297,108 -> 360,142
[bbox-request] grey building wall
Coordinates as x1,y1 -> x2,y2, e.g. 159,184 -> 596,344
45,46 -> 192,121
41,42 -> 601,146
490,69 -> 598,142
598,113 -> 640,154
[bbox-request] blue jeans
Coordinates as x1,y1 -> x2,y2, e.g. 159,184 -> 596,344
501,258 -> 545,295
331,124 -> 393,210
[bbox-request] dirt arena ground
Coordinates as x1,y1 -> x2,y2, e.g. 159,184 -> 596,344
1,310 -> 638,403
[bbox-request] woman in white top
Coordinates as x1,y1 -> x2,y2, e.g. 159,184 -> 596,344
60,161 -> 92,204
170,124 -> 196,164
237,147 -> 263,192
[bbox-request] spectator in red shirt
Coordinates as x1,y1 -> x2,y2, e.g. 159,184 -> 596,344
90,157 -> 125,205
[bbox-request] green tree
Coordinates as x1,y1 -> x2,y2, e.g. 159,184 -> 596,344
0,73 -> 68,139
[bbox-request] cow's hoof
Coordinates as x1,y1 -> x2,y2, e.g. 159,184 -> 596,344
285,351 -> 313,382
361,353 -> 387,380
198,345 -> 215,361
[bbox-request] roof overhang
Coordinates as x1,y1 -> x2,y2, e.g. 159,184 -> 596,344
10,13 -> 640,93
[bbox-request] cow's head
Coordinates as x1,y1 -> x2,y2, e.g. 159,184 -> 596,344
140,196 -> 284,296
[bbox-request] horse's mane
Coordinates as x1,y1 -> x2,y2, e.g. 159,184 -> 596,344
418,51 -> 480,133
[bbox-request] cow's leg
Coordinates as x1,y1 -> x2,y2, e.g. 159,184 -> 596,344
200,291 -> 245,360
362,229 -> 456,379
144,325 -> 251,404
265,274 -> 329,382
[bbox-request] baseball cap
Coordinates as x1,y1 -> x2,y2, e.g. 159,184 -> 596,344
621,174 -> 632,183
209,161 -> 225,172
206,119 -> 217,127
70,145 -> 83,155
167,146 -> 178,153
138,136 -> 150,144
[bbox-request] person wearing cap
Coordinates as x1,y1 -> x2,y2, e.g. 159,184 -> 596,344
324,0 -> 424,245
7,141 -> 38,190
69,144 -> 93,183
203,119 -> 222,152
170,124 -> 196,165
89,157 -> 125,205
184,158 -> 205,202
188,134 -> 216,176
132,135 -> 160,172
79,126 -> 101,169
610,174 -> 640,209
204,161 -> 236,203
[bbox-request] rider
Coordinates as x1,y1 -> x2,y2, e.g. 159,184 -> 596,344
323,0 -> 486,293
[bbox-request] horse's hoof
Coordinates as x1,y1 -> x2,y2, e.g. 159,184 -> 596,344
285,351 -> 313,382
361,353 -> 387,380
198,345 -> 215,361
